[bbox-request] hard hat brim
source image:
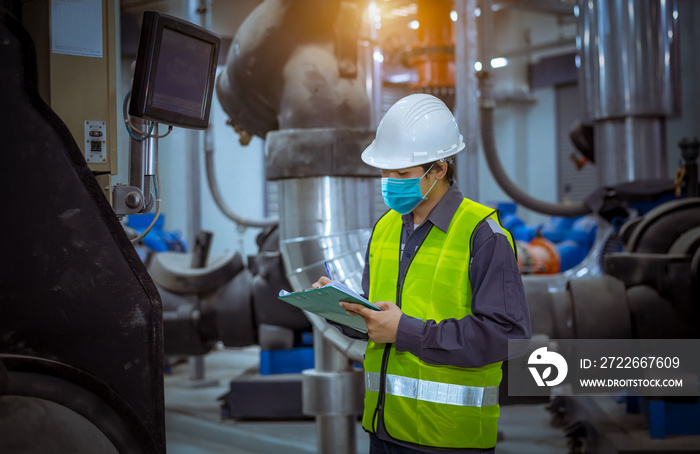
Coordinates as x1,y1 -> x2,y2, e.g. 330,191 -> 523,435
361,138 -> 466,170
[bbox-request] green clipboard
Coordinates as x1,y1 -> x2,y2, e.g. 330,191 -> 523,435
278,281 -> 380,333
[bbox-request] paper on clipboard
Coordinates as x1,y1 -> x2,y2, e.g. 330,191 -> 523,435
278,281 -> 379,333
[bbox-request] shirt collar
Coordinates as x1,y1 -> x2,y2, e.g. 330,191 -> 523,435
401,183 -> 465,233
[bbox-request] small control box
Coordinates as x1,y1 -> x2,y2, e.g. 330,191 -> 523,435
84,120 -> 107,163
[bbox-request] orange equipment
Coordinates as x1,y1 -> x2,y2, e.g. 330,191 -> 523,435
516,236 -> 561,274
407,0 -> 455,100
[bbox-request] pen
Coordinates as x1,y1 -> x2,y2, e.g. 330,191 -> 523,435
324,261 -> 333,281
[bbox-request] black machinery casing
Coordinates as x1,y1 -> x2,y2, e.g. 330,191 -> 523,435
0,9 -> 165,453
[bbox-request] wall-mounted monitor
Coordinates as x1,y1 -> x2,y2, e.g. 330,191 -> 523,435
129,11 -> 220,130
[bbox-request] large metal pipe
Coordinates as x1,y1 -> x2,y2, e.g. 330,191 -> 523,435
278,176 -> 377,292
594,118 -> 667,185
276,174 -> 376,454
577,0 -> 679,185
215,3 -> 376,450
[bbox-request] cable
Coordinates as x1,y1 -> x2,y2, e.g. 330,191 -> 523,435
122,90 -> 173,141
204,128 -> 278,228
478,72 -> 592,217
150,124 -> 173,139
122,90 -> 154,141
130,198 -> 161,244
130,175 -> 162,244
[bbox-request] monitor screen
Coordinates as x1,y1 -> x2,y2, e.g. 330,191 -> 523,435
129,11 -> 220,130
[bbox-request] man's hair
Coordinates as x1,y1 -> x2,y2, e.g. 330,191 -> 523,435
421,158 -> 455,184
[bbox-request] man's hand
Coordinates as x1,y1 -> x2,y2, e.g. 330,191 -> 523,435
341,301 -> 402,344
312,276 -> 331,288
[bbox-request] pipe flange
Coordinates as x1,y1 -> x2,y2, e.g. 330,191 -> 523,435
265,128 -> 379,180
301,368 -> 364,416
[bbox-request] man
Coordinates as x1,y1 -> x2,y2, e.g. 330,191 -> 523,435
314,93 -> 531,453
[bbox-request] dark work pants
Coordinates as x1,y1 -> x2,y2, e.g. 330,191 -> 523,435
369,435 -> 496,454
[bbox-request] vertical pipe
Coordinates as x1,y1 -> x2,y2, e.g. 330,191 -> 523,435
478,0 -> 495,200
186,0 -> 211,382
480,0 -> 494,71
454,0 -> 479,200
365,1 -> 382,128
127,116 -> 154,208
313,327 -> 355,454
579,0 -> 679,185
128,117 -> 147,190
185,0 -> 211,245
277,173 -> 375,454
144,121 -> 158,176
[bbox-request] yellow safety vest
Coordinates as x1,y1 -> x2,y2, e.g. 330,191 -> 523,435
362,199 -> 515,449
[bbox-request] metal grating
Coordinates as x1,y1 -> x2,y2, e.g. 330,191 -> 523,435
556,83 -> 598,202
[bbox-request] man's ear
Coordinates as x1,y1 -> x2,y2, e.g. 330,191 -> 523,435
434,160 -> 448,180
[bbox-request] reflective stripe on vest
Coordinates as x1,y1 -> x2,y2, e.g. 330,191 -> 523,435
365,372 -> 499,407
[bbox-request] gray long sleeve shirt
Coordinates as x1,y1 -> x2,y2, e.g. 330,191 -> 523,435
340,183 -> 532,369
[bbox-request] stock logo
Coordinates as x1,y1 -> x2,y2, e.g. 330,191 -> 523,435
528,347 -> 568,387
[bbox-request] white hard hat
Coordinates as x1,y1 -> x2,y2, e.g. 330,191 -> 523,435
361,93 -> 465,169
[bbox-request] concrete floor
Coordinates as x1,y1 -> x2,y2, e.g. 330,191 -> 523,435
164,346 -> 569,454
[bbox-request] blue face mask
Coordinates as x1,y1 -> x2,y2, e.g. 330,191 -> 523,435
381,164 -> 437,215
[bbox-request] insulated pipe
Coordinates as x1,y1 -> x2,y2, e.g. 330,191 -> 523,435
479,72 -> 591,217
453,0 -> 480,200
303,328 -> 361,454
578,0 -> 679,186
215,4 -> 374,451
305,313 -> 365,364
203,129 -> 278,228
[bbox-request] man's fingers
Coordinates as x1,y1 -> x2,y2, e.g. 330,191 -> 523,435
375,301 -> 394,310
312,276 -> 331,288
340,302 -> 371,318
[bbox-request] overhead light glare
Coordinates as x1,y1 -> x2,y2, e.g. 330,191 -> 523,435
409,20 -> 419,29
450,10 -> 458,21
491,57 -> 508,68
368,2 -> 378,17
386,73 -> 412,83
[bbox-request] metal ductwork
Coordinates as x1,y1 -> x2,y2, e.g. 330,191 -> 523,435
214,2 -> 378,452
577,0 -> 680,186
214,0 -> 379,307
